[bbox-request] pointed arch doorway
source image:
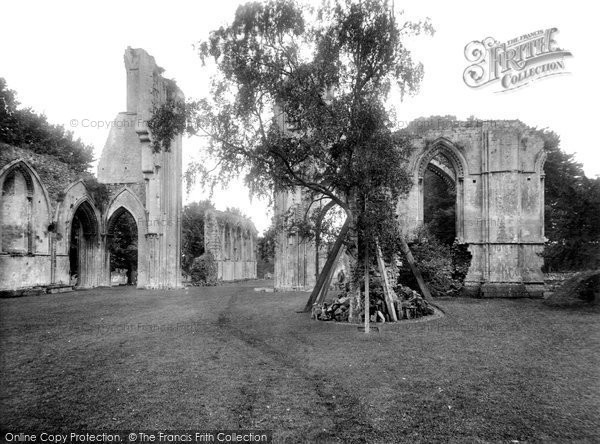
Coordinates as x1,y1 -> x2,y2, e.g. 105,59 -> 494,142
69,201 -> 99,287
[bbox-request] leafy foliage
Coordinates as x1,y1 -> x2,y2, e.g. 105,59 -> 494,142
225,207 -> 246,218
257,221 -> 277,278
82,177 -> 110,211
108,212 -> 138,282
257,223 -> 277,263
190,252 -> 218,286
0,78 -> 94,172
423,167 -> 456,245
185,0 -> 433,270
396,226 -> 471,297
544,270 -> 600,308
147,99 -> 187,153
181,200 -> 215,275
404,115 -> 459,135
539,129 -> 600,271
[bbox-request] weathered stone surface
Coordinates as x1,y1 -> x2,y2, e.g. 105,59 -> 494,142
0,48 -> 183,292
275,120 -> 546,297
98,47 -> 183,289
273,187 -> 349,291
203,209 -> 257,281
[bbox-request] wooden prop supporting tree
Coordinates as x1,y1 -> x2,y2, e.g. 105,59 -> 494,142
315,245 -> 347,306
375,240 -> 398,321
302,219 -> 350,312
399,236 -> 433,301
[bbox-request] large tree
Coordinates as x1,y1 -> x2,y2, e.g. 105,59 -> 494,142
540,130 -> 600,271
182,0 -> 432,283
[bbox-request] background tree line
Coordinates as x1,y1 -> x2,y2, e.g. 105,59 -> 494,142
0,78 -> 94,172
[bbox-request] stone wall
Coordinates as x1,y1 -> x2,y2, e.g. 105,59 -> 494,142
397,120 -> 546,297
98,47 -> 183,289
1,48 -> 184,293
274,120 -> 546,297
204,209 -> 257,281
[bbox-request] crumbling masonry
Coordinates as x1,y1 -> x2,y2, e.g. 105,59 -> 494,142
203,209 -> 257,281
0,49 -> 546,297
0,48 -> 183,291
275,120 -> 547,298
0,48 -> 259,293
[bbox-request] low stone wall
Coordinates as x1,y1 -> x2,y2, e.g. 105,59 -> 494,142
217,260 -> 257,281
0,254 -> 52,290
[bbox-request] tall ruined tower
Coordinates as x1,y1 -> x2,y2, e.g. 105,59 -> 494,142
98,48 -> 183,289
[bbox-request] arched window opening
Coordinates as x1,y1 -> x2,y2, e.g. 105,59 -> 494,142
224,224 -> 232,260
423,153 -> 457,245
1,167 -> 33,253
69,201 -> 98,287
107,208 -> 138,285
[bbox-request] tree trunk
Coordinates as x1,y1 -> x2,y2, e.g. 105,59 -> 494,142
363,242 -> 370,333
346,194 -> 363,324
302,218 -> 350,312
316,245 -> 346,305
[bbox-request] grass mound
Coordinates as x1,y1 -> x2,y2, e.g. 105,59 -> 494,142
544,270 -> 600,308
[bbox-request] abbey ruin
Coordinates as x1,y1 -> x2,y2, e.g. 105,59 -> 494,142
0,48 -> 256,293
274,121 -> 546,298
204,209 -> 258,281
1,48 -> 544,298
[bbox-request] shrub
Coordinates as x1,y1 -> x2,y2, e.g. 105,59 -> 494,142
544,270 -> 600,308
189,252 -> 218,286
397,226 -> 471,297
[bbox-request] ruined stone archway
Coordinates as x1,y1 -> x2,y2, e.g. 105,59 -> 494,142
69,200 -> 100,288
53,180 -> 103,288
103,187 -> 147,288
0,48 -> 185,292
275,121 -> 547,297
423,160 -> 457,245
411,137 -> 468,242
106,207 -> 138,285
398,121 -> 547,297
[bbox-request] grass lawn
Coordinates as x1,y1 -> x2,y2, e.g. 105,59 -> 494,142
0,281 -> 598,443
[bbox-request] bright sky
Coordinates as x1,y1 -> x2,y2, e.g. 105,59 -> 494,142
2,0 -> 598,233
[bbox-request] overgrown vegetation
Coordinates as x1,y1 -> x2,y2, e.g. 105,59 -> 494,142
189,252 -> 218,286
0,78 -> 94,172
422,165 -> 456,245
147,97 -> 187,153
397,226 -> 472,297
82,177 -> 110,210
538,129 -> 600,271
181,200 -> 215,276
544,270 -> 599,308
257,221 -> 276,278
108,212 -> 138,284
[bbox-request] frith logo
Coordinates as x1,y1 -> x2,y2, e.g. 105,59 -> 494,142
463,28 -> 572,92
